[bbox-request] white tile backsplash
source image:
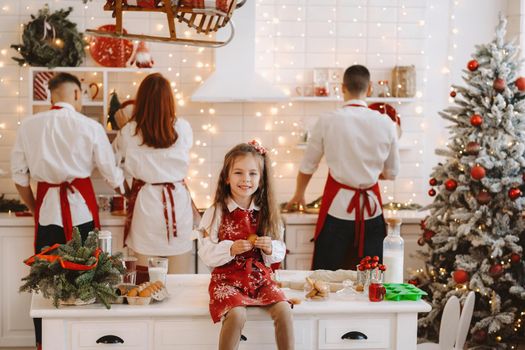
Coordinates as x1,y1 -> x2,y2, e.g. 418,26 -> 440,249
0,0 -> 432,208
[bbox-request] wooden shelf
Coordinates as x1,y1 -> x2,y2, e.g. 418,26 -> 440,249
291,97 -> 416,103
296,140 -> 412,151
32,100 -> 104,107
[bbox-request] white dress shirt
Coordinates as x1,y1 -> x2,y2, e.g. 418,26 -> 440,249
299,99 -> 400,220
113,118 -> 193,256
11,102 -> 124,226
197,198 -> 286,268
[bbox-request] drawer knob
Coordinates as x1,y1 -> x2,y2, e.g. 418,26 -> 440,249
341,331 -> 367,340
96,335 -> 125,344
240,334 -> 248,341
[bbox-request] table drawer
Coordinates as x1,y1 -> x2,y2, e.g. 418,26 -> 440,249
318,317 -> 391,349
155,320 -> 221,350
70,321 -> 149,349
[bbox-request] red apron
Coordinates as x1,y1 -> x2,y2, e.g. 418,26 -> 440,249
33,105 -> 100,253
34,178 -> 100,253
123,178 -> 181,247
312,103 -> 384,260
208,208 -> 287,323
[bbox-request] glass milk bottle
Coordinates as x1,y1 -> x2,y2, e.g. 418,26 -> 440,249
383,218 -> 404,283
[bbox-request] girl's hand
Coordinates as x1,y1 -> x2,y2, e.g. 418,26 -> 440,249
230,240 -> 253,256
254,236 -> 272,255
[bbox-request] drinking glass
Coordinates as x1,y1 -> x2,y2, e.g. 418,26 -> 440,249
148,257 -> 168,285
122,256 -> 138,285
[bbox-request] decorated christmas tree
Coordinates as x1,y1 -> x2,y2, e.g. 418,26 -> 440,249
412,17 -> 525,349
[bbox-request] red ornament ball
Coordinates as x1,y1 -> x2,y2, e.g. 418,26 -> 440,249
423,230 -> 436,241
467,59 -> 479,71
489,264 -> 504,278
476,191 -> 491,205
515,77 -> 525,91
493,78 -> 506,92
511,253 -> 521,264
453,269 -> 469,284
470,114 -> 483,127
445,179 -> 458,191
429,178 -> 438,186
428,188 -> 436,197
471,165 -> 486,180
509,188 -> 522,201
466,141 -> 481,156
407,278 -> 420,286
472,330 -> 487,343
450,90 -> 457,98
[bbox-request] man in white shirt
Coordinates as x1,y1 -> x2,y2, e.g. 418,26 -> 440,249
287,65 -> 400,270
11,72 -> 124,350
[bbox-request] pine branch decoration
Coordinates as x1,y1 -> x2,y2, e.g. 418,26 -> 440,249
20,228 -> 125,309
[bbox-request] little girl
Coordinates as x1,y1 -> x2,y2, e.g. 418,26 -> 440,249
198,141 -> 294,350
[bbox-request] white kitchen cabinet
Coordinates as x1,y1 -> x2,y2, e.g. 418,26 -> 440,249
0,213 -> 126,347
33,274 -> 431,350
29,67 -> 156,141
282,212 -> 427,275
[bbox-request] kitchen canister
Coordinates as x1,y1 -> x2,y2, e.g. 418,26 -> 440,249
391,66 -> 416,97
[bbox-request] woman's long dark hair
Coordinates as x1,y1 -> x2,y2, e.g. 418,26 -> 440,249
132,73 -> 178,148
211,143 -> 281,240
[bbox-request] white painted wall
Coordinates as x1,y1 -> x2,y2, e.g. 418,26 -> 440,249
0,0 -> 510,209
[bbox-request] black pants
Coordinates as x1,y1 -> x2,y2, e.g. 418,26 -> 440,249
312,214 -> 386,271
33,221 -> 94,346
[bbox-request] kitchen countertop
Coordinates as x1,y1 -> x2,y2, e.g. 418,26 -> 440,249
30,272 -> 431,319
0,210 -> 429,227
0,212 -> 126,227
282,210 -> 429,225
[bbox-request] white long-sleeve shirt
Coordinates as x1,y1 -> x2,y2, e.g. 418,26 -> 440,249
197,198 -> 286,268
113,118 -> 193,255
299,99 -> 400,220
10,102 -> 124,226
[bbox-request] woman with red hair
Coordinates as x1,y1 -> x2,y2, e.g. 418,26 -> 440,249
114,73 -> 194,273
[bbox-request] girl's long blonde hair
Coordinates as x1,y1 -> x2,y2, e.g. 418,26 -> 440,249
211,143 -> 281,240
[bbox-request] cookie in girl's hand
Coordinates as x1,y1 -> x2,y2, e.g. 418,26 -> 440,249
247,234 -> 258,246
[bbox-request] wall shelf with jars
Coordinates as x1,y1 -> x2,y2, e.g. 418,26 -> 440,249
28,67 -> 157,139
291,96 -> 416,104
295,139 -> 412,151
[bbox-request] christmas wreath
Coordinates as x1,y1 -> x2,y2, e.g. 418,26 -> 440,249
11,5 -> 85,68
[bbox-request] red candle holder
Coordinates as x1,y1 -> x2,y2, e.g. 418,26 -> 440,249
368,282 -> 386,302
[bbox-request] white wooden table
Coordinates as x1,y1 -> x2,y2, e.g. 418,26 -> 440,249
31,272 -> 431,350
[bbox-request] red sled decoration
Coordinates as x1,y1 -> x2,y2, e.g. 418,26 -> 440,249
179,0 -> 233,13
126,0 -> 160,8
